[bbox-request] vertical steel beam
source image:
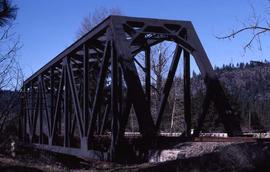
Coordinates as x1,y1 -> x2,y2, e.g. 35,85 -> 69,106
32,85 -> 40,142
183,50 -> 191,137
25,90 -> 31,141
83,44 -> 89,137
38,77 -> 43,144
49,67 -> 54,145
27,85 -> 33,139
110,41 -> 119,161
64,65 -> 70,147
30,82 -> 34,139
22,87 -> 27,142
145,47 -> 151,113
57,96 -> 62,136
82,44 -> 90,150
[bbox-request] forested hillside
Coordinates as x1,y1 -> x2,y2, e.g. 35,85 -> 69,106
192,60 -> 270,133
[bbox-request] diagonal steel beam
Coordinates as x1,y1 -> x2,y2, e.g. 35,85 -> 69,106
83,44 -> 90,137
99,103 -> 110,135
87,40 -> 111,137
155,45 -> 182,130
51,65 -> 64,139
111,18 -> 156,138
31,85 -> 40,140
65,58 -> 84,137
40,76 -> 51,135
119,89 -> 132,137
193,80 -> 212,137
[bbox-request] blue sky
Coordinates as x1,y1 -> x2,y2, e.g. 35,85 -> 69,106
13,0 -> 270,78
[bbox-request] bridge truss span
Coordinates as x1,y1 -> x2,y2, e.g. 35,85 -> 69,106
20,16 -> 242,162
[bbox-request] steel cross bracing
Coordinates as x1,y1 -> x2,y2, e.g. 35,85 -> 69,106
19,16 -> 242,162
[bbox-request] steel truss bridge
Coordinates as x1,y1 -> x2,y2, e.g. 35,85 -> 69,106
19,16 -> 242,162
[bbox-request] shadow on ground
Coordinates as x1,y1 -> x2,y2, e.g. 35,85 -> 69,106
0,166 -> 43,172
1,141 -> 270,171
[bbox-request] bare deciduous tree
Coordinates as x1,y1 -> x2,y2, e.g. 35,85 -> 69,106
216,2 -> 270,51
150,43 -> 171,124
152,44 -> 170,98
0,0 -> 22,136
76,7 -> 122,38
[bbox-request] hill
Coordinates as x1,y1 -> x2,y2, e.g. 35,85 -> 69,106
191,60 -> 270,132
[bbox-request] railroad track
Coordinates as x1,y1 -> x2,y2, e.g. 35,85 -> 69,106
193,137 -> 265,142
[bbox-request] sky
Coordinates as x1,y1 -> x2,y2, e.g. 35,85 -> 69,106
12,0 -> 270,78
